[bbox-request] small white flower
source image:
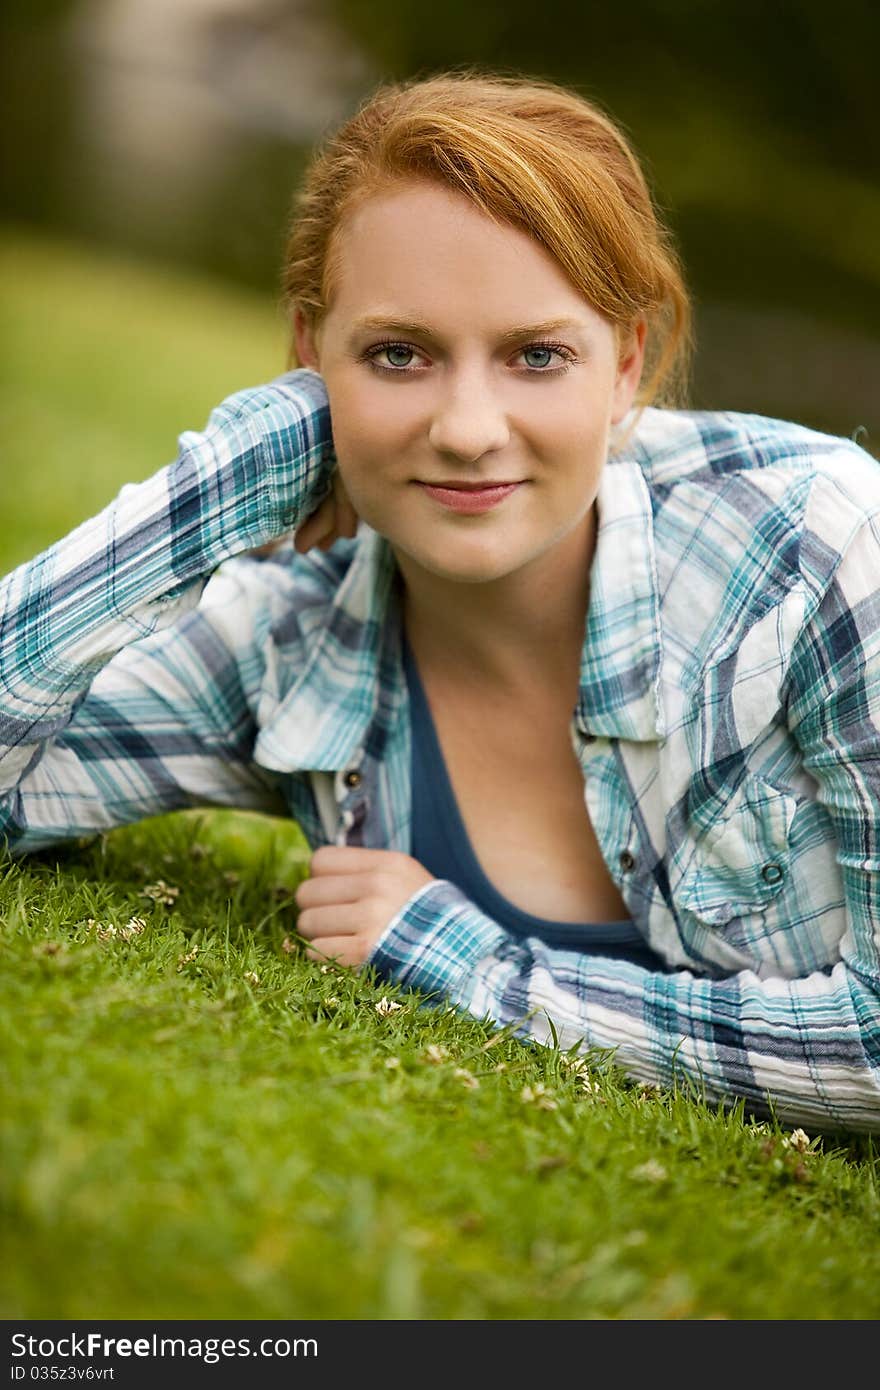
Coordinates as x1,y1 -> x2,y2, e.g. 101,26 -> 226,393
375,996 -> 404,1018
119,917 -> 146,941
139,880 -> 180,906
453,1067 -> 480,1090
630,1160 -> 668,1184
559,1054 -> 600,1089
622,1229 -> 648,1248
243,971 -> 260,987
280,936 -> 296,955
520,1083 -> 558,1110
424,1044 -> 450,1065
324,995 -> 340,1010
783,1128 -> 811,1154
384,1056 -> 401,1070
559,1054 -> 586,1074
86,917 -> 111,937
176,945 -> 199,970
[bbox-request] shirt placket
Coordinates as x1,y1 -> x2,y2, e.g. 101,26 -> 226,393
573,723 -> 644,916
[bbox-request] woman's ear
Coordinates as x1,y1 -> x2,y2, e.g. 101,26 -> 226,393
293,308 -> 321,370
611,319 -> 647,424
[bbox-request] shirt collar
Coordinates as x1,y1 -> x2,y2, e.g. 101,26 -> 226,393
254,525 -> 401,774
577,448 -> 666,742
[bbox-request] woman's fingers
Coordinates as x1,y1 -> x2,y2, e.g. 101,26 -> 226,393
293,494 -> 335,552
293,472 -> 359,553
309,846 -> 409,875
304,936 -> 360,967
296,871 -> 377,908
292,847 -> 434,968
296,904 -> 363,938
332,473 -> 359,538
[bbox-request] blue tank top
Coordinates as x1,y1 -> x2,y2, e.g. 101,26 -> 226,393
404,636 -> 664,968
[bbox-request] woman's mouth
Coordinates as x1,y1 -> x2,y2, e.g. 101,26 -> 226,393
414,481 -> 523,514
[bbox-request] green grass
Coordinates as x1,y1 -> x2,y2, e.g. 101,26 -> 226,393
2,229 -> 880,1321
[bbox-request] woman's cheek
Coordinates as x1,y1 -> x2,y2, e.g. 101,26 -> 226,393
334,458 -> 400,536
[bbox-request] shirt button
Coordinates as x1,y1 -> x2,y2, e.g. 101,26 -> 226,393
761,863 -> 784,885
619,850 -> 636,873
343,768 -> 362,790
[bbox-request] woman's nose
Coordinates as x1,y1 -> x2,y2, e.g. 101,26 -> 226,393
427,380 -> 511,462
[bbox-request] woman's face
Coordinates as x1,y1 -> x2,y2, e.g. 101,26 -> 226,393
295,179 -> 644,586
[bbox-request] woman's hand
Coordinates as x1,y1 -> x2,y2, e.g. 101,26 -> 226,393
294,469 -> 360,553
294,846 -> 435,966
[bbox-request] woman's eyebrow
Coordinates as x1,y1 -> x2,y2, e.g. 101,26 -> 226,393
348,315 -> 589,344
496,318 -> 589,346
348,315 -> 437,341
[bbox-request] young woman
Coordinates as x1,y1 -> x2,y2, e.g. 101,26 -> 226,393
2,74 -> 879,1132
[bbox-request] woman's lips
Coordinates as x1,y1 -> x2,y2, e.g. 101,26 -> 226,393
415,481 -> 523,514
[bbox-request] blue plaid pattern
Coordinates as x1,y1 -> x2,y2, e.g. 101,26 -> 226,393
2,368 -> 879,1130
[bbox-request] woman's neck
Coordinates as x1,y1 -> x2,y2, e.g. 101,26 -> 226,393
395,510 -> 595,695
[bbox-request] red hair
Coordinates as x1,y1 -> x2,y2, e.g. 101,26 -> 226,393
282,70 -> 691,406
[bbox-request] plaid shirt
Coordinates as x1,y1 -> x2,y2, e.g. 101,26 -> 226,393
2,369 -> 879,1131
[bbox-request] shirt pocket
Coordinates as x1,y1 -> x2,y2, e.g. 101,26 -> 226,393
676,774 -> 798,928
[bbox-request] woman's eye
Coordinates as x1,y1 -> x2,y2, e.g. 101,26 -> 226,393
366,340 -> 573,374
523,346 -> 553,369
367,343 -> 419,371
384,345 -> 415,368
519,343 -> 572,371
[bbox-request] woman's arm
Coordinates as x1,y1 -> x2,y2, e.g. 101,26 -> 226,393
0,369 -> 335,853
367,877 -> 880,1133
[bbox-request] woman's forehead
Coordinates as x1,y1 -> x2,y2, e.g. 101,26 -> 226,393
324,182 -> 602,330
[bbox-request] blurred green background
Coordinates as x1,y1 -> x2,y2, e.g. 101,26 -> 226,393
2,0 -> 879,480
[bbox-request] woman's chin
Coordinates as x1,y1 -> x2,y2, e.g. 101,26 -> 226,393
384,511 -> 593,588
389,537 -> 539,587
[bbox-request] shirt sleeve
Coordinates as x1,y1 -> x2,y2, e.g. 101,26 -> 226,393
369,879 -> 880,1132
368,503 -> 880,1135
0,369 -> 334,853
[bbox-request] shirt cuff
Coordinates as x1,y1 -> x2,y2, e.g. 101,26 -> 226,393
367,878 -> 510,1001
